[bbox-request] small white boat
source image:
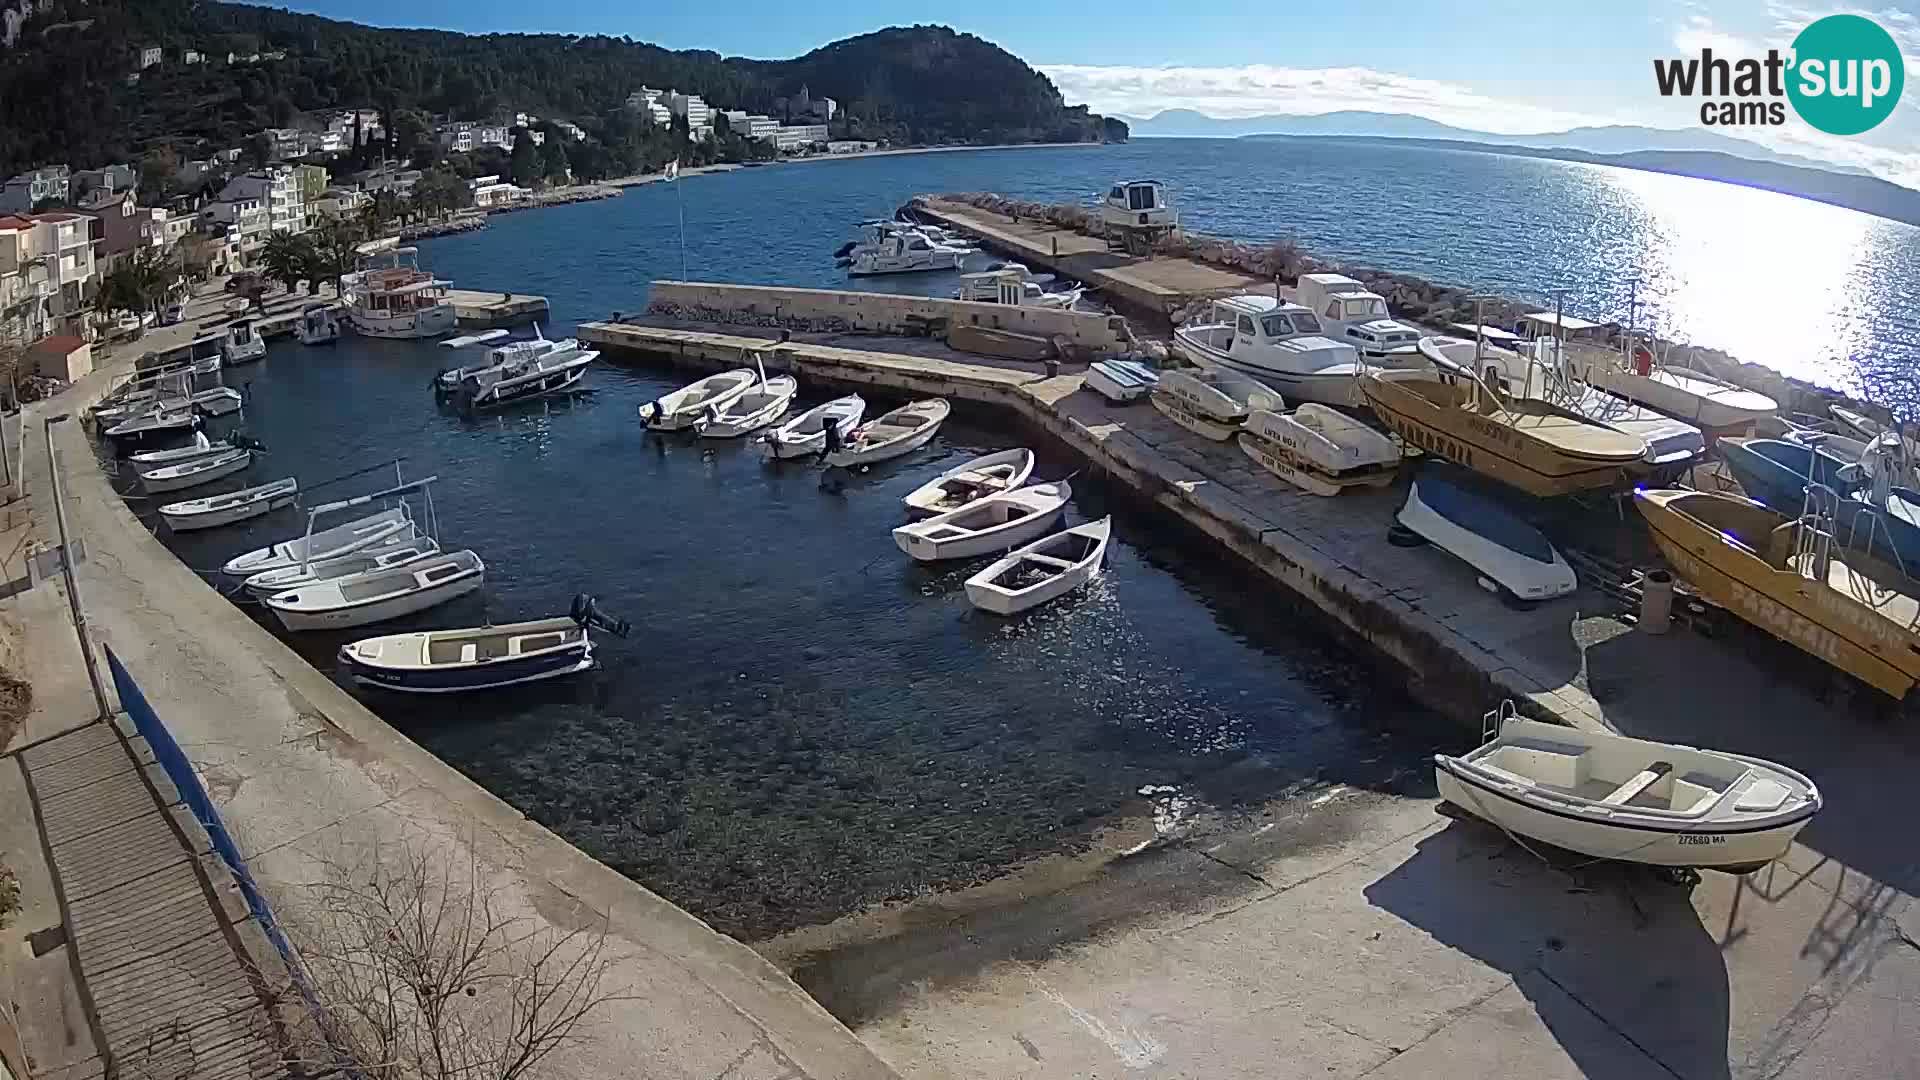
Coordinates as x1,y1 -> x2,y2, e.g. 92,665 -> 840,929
845,226 -> 974,276
640,368 -> 758,431
1150,388 -> 1239,441
696,375 -> 798,438
338,595 -> 630,694
435,331 -> 579,391
1239,404 -> 1400,496
264,549 -> 484,632
298,304 -> 341,345
892,480 -> 1072,562
439,330 -> 510,350
242,537 -> 442,597
1154,366 -> 1283,423
222,319 -> 266,365
762,395 -> 865,459
189,387 -> 244,417
139,447 -> 252,493
221,506 -> 415,576
1395,464 -> 1575,604
1173,295 -> 1369,407
453,348 -> 598,411
158,477 -> 298,532
825,399 -> 951,468
1578,347 -> 1777,433
1085,359 -> 1158,403
128,430 -> 217,467
902,448 -> 1036,517
1436,713 -> 1820,873
964,517 -> 1111,615
105,405 -> 197,440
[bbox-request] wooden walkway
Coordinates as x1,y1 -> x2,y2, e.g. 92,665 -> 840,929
15,721 -> 284,1079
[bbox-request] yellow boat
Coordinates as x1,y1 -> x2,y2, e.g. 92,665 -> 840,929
1361,372 -> 1648,498
1634,488 -> 1920,701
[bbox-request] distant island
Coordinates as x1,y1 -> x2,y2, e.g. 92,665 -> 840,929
1119,109 -> 1919,228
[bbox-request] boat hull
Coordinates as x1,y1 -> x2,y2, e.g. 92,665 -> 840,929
1434,762 -> 1810,871
160,489 -> 297,532
270,574 -> 481,632
139,451 -> 250,493
464,361 -> 590,410
1238,431 -> 1393,496
1173,331 -> 1363,408
1085,361 -> 1156,403
1150,391 -> 1238,441
894,508 -> 1066,561
342,640 -> 593,693
963,520 -> 1109,615
1582,364 -> 1776,434
350,305 -> 458,339
222,512 -> 413,576
1398,468 -> 1577,601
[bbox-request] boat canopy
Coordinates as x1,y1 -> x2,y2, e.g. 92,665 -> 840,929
1518,311 -> 1606,334
306,476 -> 440,519
1450,322 -> 1524,343
1418,465 -> 1557,563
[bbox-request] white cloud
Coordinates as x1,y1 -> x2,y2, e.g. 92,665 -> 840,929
1039,63 -> 1617,135
1672,13 -> 1765,55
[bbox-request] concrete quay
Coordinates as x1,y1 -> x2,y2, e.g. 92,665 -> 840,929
586,320 -> 1920,1080
447,287 -> 551,328
1,347 -> 898,1078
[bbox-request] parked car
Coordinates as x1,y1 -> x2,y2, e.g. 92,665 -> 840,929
160,302 -> 186,326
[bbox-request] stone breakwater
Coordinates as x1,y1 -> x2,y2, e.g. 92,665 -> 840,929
641,301 -> 858,336
928,191 -> 1880,423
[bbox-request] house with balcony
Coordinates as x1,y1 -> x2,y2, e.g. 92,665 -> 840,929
83,192 -> 195,273
0,215 -> 54,345
199,197 -> 270,264
0,212 -> 98,337
772,124 -> 830,152
668,92 -> 713,137
217,167 -> 307,236
73,163 -> 138,200
468,175 -> 529,209
0,166 -> 72,213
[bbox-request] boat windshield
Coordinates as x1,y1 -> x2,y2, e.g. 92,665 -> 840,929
1343,297 -> 1388,319
1126,184 -> 1159,210
1266,312 -> 1322,336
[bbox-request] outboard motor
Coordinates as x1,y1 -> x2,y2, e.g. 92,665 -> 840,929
820,415 -> 842,455
569,594 -> 631,638
641,399 -> 662,425
832,241 -> 857,260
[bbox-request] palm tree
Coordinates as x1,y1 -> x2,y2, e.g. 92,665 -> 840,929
260,232 -> 318,295
307,213 -> 365,296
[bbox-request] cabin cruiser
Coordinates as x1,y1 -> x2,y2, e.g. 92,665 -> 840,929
954,268 -> 1081,309
1172,295 -> 1371,407
1295,274 -> 1423,361
222,318 -> 265,364
298,303 -> 341,345
342,246 -> 457,338
844,224 -> 974,276
1100,180 -> 1177,231
435,331 -> 582,392
1578,337 -> 1777,435
451,346 -> 598,411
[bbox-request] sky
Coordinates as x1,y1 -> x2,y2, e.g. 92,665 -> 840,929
249,1 -> 1920,183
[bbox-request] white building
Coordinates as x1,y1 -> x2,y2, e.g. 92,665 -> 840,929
437,126 -> 476,154
772,124 -> 830,151
0,166 -> 71,213
183,49 -> 203,64
557,121 -> 587,142
0,212 -> 95,338
199,197 -> 270,261
216,167 -> 306,237
667,92 -> 712,137
137,45 -> 161,69
468,175 -> 529,209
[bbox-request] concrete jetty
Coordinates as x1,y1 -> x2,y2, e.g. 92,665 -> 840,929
446,288 -> 551,328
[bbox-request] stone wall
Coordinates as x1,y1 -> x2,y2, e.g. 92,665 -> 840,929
645,281 -> 1131,351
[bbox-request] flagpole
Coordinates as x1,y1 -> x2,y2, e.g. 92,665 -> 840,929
677,177 -> 687,280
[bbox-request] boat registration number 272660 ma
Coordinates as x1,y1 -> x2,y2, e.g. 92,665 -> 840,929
1677,834 -> 1728,846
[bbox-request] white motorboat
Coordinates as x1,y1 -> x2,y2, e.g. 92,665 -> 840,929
640,368 -> 758,431
128,430 -> 217,467
139,448 -> 252,493
1577,344 -> 1777,433
761,395 -> 865,459
439,330 -> 510,350
1154,366 -> 1282,423
825,399 -> 951,468
453,348 -> 598,411
221,506 -> 415,576
1395,464 -> 1576,604
222,318 -> 266,365
964,517 -> 1111,615
1436,712 -> 1820,873
1482,338 -> 1706,469
94,370 -> 192,426
954,268 -> 1079,309
1150,387 -> 1239,441
1239,404 -> 1400,496
902,448 -> 1036,517
1099,180 -> 1178,248
342,246 -> 457,339
1295,274 -> 1424,362
338,595 -> 629,693
263,549 -> 484,632
892,480 -> 1072,562
189,387 -> 244,417
243,537 -> 442,597
298,303 -> 341,345
435,331 -> 578,391
158,477 -> 298,532
846,229 -> 974,276
697,375 -> 798,438
1173,296 -> 1369,407
104,405 -> 198,441
1084,359 -> 1158,403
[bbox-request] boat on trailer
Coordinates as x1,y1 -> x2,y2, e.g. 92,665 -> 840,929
893,480 -> 1072,561
902,448 -> 1035,517
1437,706 -> 1819,874
964,517 -> 1111,615
825,399 -> 951,468
158,477 -> 298,532
640,368 -> 758,431
339,594 -> 630,693
1395,463 -> 1577,604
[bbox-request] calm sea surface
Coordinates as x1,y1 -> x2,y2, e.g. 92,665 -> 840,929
125,140 -> 1917,937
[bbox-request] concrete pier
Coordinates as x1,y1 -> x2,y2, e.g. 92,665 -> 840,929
447,288 -> 551,328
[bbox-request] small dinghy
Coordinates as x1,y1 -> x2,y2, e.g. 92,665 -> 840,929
105,404 -> 198,441
243,537 -> 442,597
762,394 -> 865,459
1154,366 -> 1283,423
893,480 -> 1072,561
139,447 -> 251,493
1150,388 -> 1239,441
158,477 -> 298,532
697,375 -> 798,438
128,430 -> 217,467
964,516 -> 1111,615
221,506 -> 415,576
902,448 -> 1036,517
339,594 -> 631,693
1436,709 -> 1820,874
1395,463 -> 1576,605
1084,359 -> 1158,403
1239,404 -> 1399,496
189,387 -> 244,417
825,399 -> 951,468
640,368 -> 757,431
264,549 -> 485,632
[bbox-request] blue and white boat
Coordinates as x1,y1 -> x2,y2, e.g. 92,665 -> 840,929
1085,359 -> 1159,403
338,595 -> 629,693
1396,463 -> 1576,604
1716,438 -> 1852,513
1718,437 -> 1920,574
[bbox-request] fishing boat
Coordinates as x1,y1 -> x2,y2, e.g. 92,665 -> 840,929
1239,405 -> 1400,496
892,480 -> 1072,561
639,368 -> 758,431
158,477 -> 298,532
453,347 -> 598,412
342,246 -> 457,339
1172,295 -> 1369,407
263,549 -> 484,632
825,399 -> 950,468
128,430 -> 218,468
1361,359 -> 1649,498
222,318 -> 266,365
902,448 -> 1036,517
1084,359 -> 1158,403
964,517 -> 1111,615
243,537 -> 442,597
189,387 -> 244,417
1436,711 -> 1819,873
696,375 -> 798,438
1717,438 -> 1852,512
93,371 -> 192,426
1577,343 -> 1777,434
844,226 -> 974,276
1150,389 -> 1239,441
1154,366 -> 1283,423
435,331 -> 578,391
297,304 -> 341,345
1395,463 -> 1577,604
138,447 -> 252,493
1295,273 -> 1424,362
1635,488 -> 1920,701
761,395 -> 865,459
104,404 -> 199,442
221,505 -> 416,576
338,594 -> 629,693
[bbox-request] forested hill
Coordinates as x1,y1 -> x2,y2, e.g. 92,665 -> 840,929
0,1 -> 1123,176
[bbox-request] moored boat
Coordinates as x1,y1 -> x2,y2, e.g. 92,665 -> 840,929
761,394 -> 865,459
221,505 -> 415,575
696,375 -> 798,438
104,404 -> 198,441
338,595 -> 630,693
1396,463 -> 1577,604
138,447 -> 252,493
825,399 -> 950,468
902,448 -> 1035,517
264,549 -> 485,632
1239,404 -> 1400,496
343,246 -> 457,339
297,303 -> 341,345
639,368 -> 757,431
1084,359 -> 1158,403
158,477 -> 298,532
964,517 -> 1112,615
222,318 -> 266,365
128,430 -> 218,468
243,537 -> 442,597
1436,713 -> 1819,873
892,480 -> 1072,562
454,347 -> 598,411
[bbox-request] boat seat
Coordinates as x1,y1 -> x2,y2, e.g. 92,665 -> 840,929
1599,761 -> 1673,806
1021,554 -> 1075,570
460,643 -> 478,663
1735,777 -> 1793,813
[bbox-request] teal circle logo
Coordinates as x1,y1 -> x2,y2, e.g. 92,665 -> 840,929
1786,14 -> 1905,135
